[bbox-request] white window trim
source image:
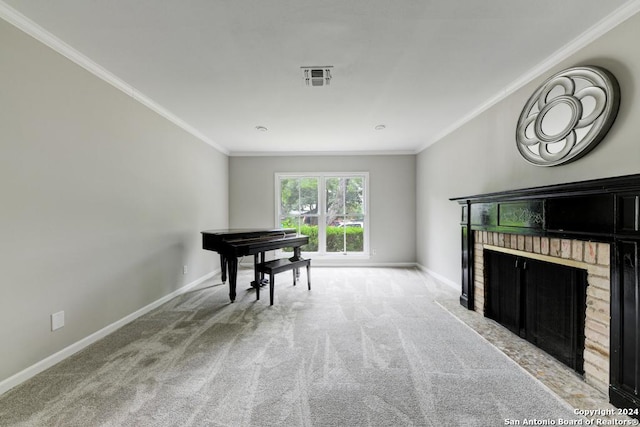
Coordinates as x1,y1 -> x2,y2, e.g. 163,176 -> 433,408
275,172 -> 370,259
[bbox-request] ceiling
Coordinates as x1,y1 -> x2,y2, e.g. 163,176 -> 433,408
2,0 -> 638,156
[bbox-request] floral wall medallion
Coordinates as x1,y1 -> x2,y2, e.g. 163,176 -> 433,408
516,66 -> 620,166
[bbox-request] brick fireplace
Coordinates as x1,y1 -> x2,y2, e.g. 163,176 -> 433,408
473,231 -> 610,393
451,174 -> 640,414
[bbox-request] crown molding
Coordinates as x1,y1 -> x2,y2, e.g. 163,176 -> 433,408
415,0 -> 640,154
0,1 -> 229,156
3,0 -> 638,158
229,150 -> 416,157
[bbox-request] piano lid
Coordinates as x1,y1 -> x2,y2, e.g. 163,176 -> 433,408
201,228 -> 297,239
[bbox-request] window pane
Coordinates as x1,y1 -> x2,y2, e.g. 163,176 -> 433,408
343,216 -> 364,252
279,216 -> 318,252
326,177 -> 364,215
279,177 -> 318,252
300,178 -> 318,214
326,216 -> 345,253
280,178 -> 299,215
280,177 -> 318,216
326,177 -> 347,239
344,177 -> 364,215
325,216 -> 364,253
325,177 -> 342,216
279,215 -> 299,230
299,223 -> 318,252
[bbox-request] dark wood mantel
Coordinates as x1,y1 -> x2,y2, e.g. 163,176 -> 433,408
451,173 -> 640,239
451,173 -> 640,414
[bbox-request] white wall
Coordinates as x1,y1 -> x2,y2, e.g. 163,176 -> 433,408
0,19 -> 228,385
229,155 -> 416,265
416,12 -> 640,287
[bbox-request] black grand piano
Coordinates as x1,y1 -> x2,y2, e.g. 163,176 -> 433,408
201,228 -> 309,302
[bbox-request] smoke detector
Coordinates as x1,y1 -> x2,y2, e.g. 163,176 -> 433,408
301,66 -> 333,87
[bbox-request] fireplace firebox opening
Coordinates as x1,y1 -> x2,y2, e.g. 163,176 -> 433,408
473,232 -> 610,395
484,249 -> 587,373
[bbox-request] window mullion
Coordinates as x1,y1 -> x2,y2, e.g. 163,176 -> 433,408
318,177 -> 326,255
342,178 -> 346,254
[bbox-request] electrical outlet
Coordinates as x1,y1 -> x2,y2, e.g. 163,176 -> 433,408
372,249 -> 377,255
51,311 -> 65,331
183,265 -> 188,275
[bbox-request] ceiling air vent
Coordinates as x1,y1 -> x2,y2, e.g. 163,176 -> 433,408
301,66 -> 332,87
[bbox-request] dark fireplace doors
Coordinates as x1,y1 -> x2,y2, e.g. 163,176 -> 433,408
484,250 -> 588,373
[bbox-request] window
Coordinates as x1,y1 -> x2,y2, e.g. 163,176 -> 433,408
276,173 -> 369,257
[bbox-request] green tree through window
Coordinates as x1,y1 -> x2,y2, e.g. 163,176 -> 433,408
325,177 -> 364,252
277,173 -> 368,256
279,177 -> 319,251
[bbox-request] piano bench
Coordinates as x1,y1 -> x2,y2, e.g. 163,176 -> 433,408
256,257 -> 311,305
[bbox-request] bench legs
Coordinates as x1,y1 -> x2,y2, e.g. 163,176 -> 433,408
267,264 -> 311,306
269,273 -> 275,305
291,266 -> 311,288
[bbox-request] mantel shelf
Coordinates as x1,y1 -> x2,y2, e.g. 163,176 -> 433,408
452,173 -> 640,241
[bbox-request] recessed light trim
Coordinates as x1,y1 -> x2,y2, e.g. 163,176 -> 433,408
374,124 -> 386,131
255,126 -> 268,132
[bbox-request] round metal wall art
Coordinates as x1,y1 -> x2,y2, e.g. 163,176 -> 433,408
515,66 -> 620,166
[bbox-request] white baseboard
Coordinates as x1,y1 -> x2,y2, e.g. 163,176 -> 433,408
239,260 -> 418,268
0,269 -> 219,396
416,264 -> 460,291
309,262 -> 418,268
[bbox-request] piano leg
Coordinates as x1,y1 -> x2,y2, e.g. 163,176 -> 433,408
228,257 -> 238,302
220,254 -> 227,284
259,251 -> 266,284
293,247 -> 302,279
253,253 -> 260,300
251,252 -> 268,290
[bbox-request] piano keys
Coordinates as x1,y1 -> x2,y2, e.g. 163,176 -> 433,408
201,228 -> 309,302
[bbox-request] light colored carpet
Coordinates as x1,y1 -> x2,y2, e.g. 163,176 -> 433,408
0,267 -> 582,426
